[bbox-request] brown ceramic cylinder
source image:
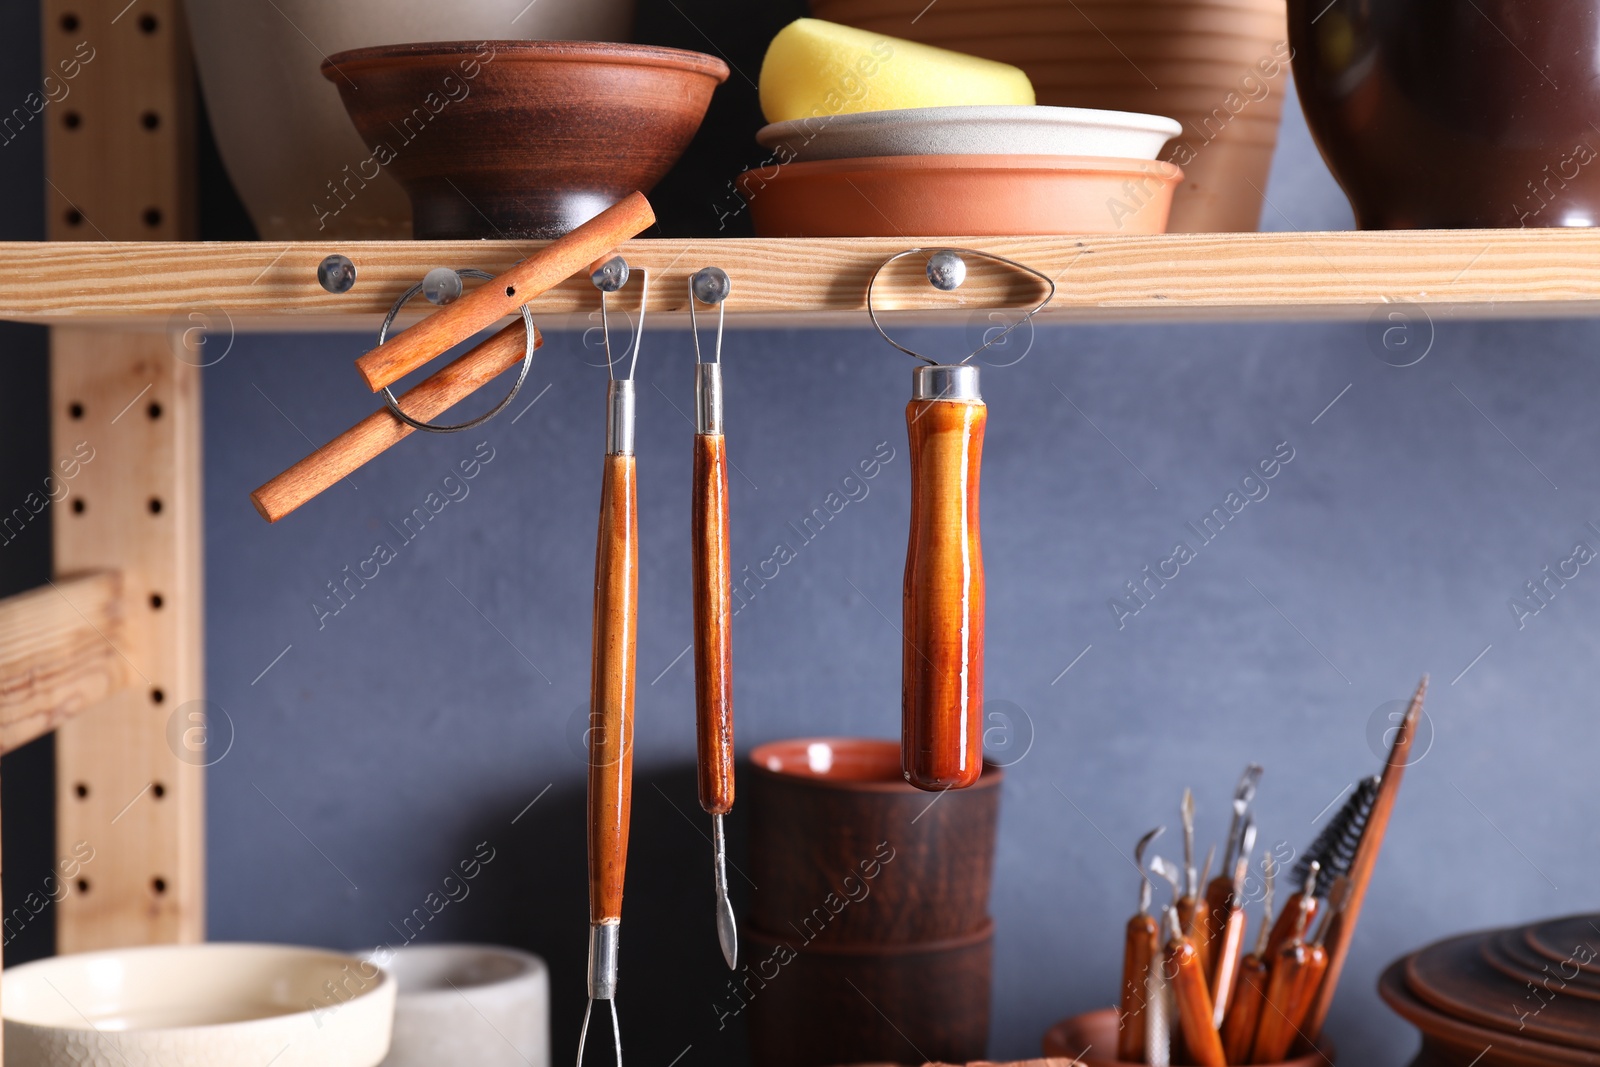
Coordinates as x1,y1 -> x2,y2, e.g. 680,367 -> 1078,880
743,923 -> 992,1067
747,738 -> 1001,946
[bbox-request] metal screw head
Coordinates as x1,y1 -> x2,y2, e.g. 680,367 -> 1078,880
316,254 -> 356,294
691,266 -> 731,305
422,267 -> 463,306
926,249 -> 967,292
591,256 -> 630,293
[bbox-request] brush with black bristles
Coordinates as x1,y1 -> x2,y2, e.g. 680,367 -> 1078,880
1264,776 -> 1378,958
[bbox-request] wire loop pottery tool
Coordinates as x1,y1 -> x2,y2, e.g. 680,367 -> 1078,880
688,265 -> 738,971
249,193 -> 657,523
1201,765 -> 1263,976
866,247 -> 1053,791
578,256 -> 650,1067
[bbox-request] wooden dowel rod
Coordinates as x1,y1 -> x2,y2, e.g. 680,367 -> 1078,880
250,322 -> 541,523
353,192 -> 655,392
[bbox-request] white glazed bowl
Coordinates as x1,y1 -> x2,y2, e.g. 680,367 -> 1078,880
2,943 -> 396,1067
756,104 -> 1182,162
366,944 -> 548,1067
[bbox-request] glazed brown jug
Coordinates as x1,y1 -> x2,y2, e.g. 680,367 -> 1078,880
1289,0 -> 1600,228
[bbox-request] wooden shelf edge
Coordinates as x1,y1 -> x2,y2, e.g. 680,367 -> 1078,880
0,230 -> 1598,332
0,570 -> 133,753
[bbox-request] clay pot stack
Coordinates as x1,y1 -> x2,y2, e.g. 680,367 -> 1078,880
809,0 -> 1291,232
743,739 -> 1003,1067
1380,914 -> 1600,1067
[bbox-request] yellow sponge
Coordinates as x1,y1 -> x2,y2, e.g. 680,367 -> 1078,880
759,18 -> 1035,125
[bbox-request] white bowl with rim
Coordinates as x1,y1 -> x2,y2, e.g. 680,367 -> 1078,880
362,943 -> 548,1067
756,104 -> 1181,162
2,942 -> 396,1067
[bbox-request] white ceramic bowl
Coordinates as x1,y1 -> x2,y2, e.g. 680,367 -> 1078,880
365,944 -> 548,1067
756,104 -> 1182,162
2,943 -> 396,1067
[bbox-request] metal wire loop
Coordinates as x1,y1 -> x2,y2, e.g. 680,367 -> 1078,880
594,260 -> 650,381
865,248 -> 1056,366
689,266 -> 730,366
375,268 -> 538,434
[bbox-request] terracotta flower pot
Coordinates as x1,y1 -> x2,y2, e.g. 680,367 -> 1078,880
810,0 -> 1290,232
185,0 -> 634,239
1288,0 -> 1600,228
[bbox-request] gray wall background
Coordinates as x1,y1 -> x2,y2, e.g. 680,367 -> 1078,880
4,4 -> 1599,1067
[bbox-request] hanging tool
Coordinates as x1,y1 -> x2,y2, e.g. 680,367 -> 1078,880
866,249 -> 1053,791
1265,774 -> 1378,961
577,257 -> 649,1067
1120,826 -> 1166,1062
1209,817 -> 1257,1026
353,193 -> 656,392
688,266 -> 737,971
1298,676 -> 1429,1046
1201,765 -> 1263,970
1221,854 -> 1276,1065
1250,860 -> 1319,1064
1164,906 -> 1227,1067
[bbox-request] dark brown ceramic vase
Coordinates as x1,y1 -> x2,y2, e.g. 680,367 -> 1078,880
1289,0 -> 1600,228
742,738 -> 1002,1067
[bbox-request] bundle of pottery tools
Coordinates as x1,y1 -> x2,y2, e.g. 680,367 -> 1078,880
1112,677 -> 1428,1066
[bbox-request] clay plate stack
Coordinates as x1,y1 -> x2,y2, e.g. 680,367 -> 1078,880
1380,914 -> 1600,1067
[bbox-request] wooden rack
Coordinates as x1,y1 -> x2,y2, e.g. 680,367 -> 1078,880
1,229 -> 1599,332
4,3 -> 1600,1060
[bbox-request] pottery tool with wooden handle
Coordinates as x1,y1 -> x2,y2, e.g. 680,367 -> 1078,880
1298,676 -> 1429,1045
251,194 -> 657,522
1201,765 -> 1263,973
1119,825 -> 1165,1062
688,266 -> 737,971
1221,854 -> 1275,1065
1164,905 -> 1227,1067
866,248 -> 1053,791
1263,775 -> 1375,962
1209,817 -> 1256,1026
577,258 -> 649,1067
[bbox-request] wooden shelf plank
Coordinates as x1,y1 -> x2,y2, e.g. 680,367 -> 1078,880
0,230 -> 1597,332
0,571 -> 132,753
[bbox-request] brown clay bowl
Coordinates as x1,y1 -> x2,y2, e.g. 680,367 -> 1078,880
321,41 -> 727,239
747,738 -> 1001,945
737,154 -> 1180,237
1042,1008 -> 1334,1066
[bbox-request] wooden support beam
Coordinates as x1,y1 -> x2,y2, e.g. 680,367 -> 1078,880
40,0 -> 202,962
0,571 -> 132,753
49,332 -> 206,952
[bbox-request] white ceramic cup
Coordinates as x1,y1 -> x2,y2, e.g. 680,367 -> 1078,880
363,944 -> 548,1067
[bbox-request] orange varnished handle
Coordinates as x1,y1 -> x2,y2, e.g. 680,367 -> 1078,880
692,433 -> 734,815
354,193 -> 655,392
1222,954 -> 1269,1064
588,452 -> 637,925
1264,892 -> 1318,960
1119,914 -> 1160,1062
1210,904 -> 1249,1023
1177,894 -> 1209,976
1167,936 -> 1227,1067
902,396 -> 985,791
251,322 -> 540,522
1253,943 -> 1315,1064
1200,875 -> 1233,980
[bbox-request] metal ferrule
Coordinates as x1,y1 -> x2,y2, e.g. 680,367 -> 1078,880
695,363 -> 724,435
587,922 -> 620,999
606,379 -> 636,456
912,363 -> 981,402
